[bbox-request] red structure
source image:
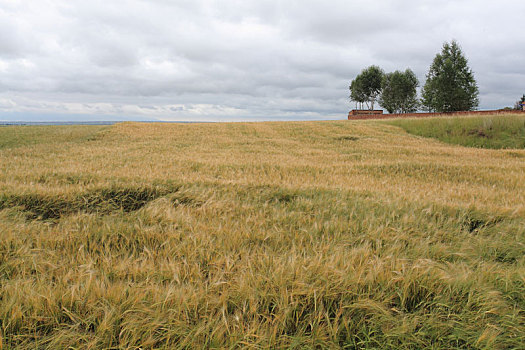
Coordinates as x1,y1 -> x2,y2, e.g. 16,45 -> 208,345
347,109 -> 525,120
348,110 -> 383,119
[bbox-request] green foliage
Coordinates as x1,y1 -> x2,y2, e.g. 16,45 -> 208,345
513,94 -> 525,110
349,77 -> 367,107
379,69 -> 419,114
421,41 -> 479,112
387,114 -> 525,149
349,65 -> 384,110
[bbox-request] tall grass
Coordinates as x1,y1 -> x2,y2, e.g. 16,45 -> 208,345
1,117 -> 524,348
386,114 -> 525,149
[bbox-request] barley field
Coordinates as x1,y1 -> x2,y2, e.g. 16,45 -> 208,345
1,115 -> 524,349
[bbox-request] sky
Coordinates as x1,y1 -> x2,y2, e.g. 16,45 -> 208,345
1,0 -> 524,122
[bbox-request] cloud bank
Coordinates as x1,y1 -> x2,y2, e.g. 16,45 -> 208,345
1,0 -> 524,121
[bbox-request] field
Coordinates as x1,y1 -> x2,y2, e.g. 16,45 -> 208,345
387,113 -> 525,149
1,114 -> 524,349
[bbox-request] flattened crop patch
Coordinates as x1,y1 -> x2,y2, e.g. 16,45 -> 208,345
0,184 -> 179,221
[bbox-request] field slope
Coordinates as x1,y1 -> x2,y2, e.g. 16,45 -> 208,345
1,116 -> 524,349
386,113 -> 525,149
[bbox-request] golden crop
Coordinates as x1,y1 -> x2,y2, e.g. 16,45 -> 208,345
1,116 -> 524,348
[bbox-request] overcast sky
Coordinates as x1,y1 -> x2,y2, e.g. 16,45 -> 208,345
1,0 -> 524,121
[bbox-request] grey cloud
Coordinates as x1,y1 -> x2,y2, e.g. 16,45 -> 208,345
0,0 -> 524,121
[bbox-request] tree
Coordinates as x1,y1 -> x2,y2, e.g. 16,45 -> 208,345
421,40 -> 479,112
349,77 -> 367,110
349,65 -> 384,110
379,69 -> 419,114
513,94 -> 525,110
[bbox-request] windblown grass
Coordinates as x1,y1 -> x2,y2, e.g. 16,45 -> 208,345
1,117 -> 524,348
0,124 -> 106,149
386,113 -> 525,149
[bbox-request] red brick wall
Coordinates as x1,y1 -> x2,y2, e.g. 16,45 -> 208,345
347,110 -> 525,120
348,109 -> 383,116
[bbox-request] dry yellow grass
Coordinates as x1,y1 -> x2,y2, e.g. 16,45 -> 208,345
1,116 -> 524,348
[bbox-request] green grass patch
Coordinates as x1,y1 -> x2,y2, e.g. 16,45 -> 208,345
386,114 -> 525,149
0,125 -> 107,149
